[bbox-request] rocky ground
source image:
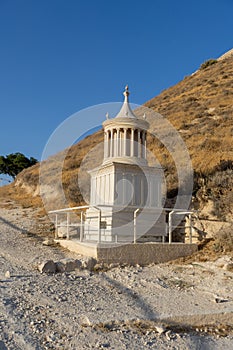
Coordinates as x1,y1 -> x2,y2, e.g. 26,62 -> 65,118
0,204 -> 233,349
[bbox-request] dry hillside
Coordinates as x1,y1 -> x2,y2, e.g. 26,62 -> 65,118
1,52 -> 232,249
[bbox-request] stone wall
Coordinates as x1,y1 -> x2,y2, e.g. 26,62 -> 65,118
56,239 -> 198,266
97,243 -> 197,265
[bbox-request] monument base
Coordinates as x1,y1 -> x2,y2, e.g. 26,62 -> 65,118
84,206 -> 167,243
55,240 -> 198,266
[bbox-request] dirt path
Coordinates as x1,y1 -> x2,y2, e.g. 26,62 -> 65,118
0,206 -> 233,349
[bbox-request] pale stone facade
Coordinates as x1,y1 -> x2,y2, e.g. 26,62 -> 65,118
84,86 -> 166,242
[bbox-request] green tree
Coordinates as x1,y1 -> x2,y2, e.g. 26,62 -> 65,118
0,153 -> 38,179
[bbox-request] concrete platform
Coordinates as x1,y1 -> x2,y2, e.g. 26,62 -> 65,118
55,239 -> 198,265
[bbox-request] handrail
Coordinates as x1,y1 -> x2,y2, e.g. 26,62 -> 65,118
168,210 -> 174,244
133,208 -> 140,244
48,205 -> 90,214
50,205 -> 102,242
168,210 -> 195,244
49,205 -> 198,214
50,204 -> 197,244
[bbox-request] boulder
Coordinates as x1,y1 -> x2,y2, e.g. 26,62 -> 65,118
55,258 -> 82,273
93,262 -> 105,271
42,238 -> 55,246
38,260 -> 56,274
82,257 -> 97,271
223,262 -> 233,272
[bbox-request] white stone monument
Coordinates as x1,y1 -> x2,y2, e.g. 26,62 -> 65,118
84,86 -> 166,242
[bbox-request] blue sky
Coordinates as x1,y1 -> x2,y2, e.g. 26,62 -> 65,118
0,0 -> 232,161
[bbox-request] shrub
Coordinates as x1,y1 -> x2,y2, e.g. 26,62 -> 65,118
213,226 -> 233,253
200,59 -> 217,70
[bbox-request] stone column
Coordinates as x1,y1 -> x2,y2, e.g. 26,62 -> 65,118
137,129 -> 141,158
113,129 -> 116,157
104,132 -> 107,159
145,132 -> 147,159
140,176 -> 144,206
142,131 -> 146,158
110,129 -> 113,157
116,128 -> 120,156
106,130 -> 109,158
119,129 -> 122,156
93,176 -> 97,205
124,128 -> 127,156
130,128 -> 135,157
132,174 -> 135,205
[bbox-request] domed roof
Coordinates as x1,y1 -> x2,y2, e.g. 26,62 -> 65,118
115,85 -> 137,119
103,85 -> 149,131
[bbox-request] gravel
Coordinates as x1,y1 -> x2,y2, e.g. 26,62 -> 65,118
0,206 -> 233,349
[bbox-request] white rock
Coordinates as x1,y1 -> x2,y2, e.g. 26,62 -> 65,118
5,271 -> 11,278
223,263 -> 233,271
155,325 -> 166,335
165,330 -> 172,340
46,333 -> 56,342
42,238 -> 54,246
93,262 -> 104,271
109,263 -> 120,269
215,297 -> 229,303
79,315 -> 92,327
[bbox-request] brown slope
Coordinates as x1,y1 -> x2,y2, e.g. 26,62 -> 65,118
0,130 -> 104,213
0,54 -> 232,221
145,55 -> 233,220
145,54 -> 233,172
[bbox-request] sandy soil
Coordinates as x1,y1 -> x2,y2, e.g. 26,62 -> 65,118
0,204 -> 233,349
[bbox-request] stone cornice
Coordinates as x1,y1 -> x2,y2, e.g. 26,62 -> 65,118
103,117 -> 149,131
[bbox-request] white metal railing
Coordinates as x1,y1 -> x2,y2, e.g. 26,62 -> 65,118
168,210 -> 194,244
49,205 -> 89,240
49,205 -> 197,244
49,205 -> 103,242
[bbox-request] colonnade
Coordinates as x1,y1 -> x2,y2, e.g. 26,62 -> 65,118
104,127 -> 147,160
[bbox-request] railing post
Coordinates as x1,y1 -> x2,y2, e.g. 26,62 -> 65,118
80,211 -> 84,242
66,212 -> 70,240
134,208 -> 140,244
168,211 -> 174,244
189,213 -> 192,244
55,214 -> 58,239
98,210 -> 101,243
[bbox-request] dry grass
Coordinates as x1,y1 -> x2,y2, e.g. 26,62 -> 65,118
169,239 -> 226,264
213,226 -> 233,253
146,56 -> 233,173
